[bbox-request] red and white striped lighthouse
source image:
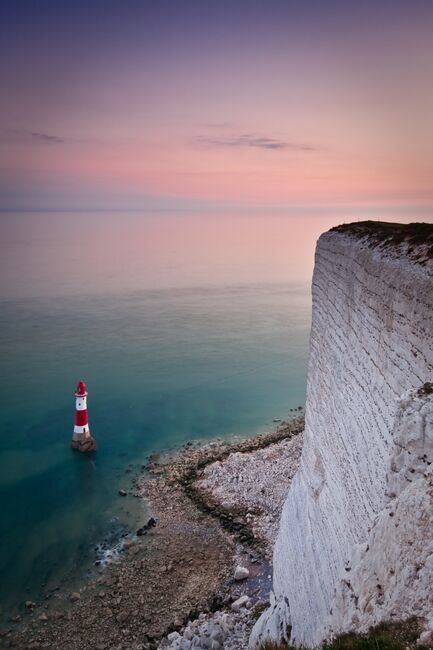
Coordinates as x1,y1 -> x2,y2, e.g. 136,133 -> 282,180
71,380 -> 96,452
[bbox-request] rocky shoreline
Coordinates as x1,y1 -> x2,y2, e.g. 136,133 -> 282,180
1,416 -> 304,650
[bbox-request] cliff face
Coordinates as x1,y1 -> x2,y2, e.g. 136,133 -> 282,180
251,223 -> 433,648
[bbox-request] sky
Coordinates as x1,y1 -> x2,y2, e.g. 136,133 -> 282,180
1,0 -> 433,215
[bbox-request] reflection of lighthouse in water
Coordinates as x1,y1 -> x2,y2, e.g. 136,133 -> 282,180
71,380 -> 97,452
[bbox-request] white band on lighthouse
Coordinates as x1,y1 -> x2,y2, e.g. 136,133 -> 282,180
75,396 -> 87,411
74,424 -> 90,434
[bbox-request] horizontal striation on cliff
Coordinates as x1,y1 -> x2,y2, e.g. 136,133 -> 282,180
251,222 -> 433,648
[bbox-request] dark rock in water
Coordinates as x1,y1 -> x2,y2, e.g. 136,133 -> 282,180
118,489 -> 127,497
136,517 -> 157,536
71,435 -> 97,453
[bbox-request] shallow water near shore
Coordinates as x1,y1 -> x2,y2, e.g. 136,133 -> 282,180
0,211 -> 312,618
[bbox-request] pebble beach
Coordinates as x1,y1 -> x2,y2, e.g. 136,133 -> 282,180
1,416 -> 304,650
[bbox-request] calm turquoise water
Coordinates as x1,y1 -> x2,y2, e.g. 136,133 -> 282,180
0,212 -> 312,617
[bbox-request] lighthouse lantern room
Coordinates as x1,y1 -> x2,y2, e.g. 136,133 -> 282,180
71,380 -> 97,452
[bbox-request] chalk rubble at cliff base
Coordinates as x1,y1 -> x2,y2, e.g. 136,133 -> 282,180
194,434 -> 303,553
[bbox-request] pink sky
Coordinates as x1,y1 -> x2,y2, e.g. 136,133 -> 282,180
1,1 -> 432,215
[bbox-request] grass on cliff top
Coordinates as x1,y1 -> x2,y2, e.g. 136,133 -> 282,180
259,619 -> 429,650
330,221 -> 433,262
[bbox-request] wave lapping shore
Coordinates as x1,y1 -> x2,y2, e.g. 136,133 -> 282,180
2,416 -> 304,650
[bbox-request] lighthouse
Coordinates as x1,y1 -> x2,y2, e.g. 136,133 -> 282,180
71,380 -> 96,452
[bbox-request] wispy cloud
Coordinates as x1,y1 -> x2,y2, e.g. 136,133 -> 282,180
26,130 -> 65,144
195,133 -> 316,151
2,129 -> 66,144
22,131 -> 65,144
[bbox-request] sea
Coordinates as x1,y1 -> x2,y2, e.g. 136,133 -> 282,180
0,210 -> 346,617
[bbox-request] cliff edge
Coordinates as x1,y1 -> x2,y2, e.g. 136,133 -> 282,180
251,221 -> 433,647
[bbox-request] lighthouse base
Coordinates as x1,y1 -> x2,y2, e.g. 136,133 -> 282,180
71,434 -> 97,453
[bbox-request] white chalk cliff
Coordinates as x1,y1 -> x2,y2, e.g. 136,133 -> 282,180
251,223 -> 433,647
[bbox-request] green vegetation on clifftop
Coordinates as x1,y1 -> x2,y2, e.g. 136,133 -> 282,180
330,221 -> 433,263
259,619 -> 430,650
